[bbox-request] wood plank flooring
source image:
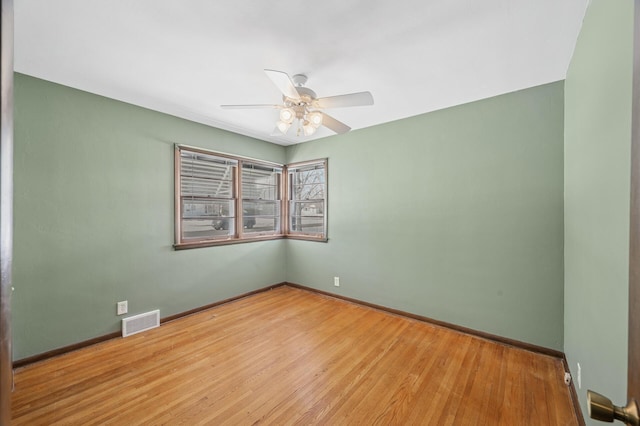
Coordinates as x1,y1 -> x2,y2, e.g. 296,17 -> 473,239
11,286 -> 578,425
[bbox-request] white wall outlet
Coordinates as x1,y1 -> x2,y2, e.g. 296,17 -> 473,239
577,362 -> 582,389
334,276 -> 340,287
117,300 -> 128,315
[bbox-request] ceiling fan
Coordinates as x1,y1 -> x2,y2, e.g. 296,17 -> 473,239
221,69 -> 374,137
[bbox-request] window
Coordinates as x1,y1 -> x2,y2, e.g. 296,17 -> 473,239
241,163 -> 282,236
177,149 -> 237,242
174,145 -> 326,249
287,160 -> 327,239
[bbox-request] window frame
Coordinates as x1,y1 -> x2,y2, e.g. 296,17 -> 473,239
285,159 -> 328,242
175,145 -> 284,249
174,144 -> 327,249
240,161 -> 284,239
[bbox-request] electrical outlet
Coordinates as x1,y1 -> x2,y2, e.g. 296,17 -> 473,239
334,277 -> 340,287
117,300 -> 128,315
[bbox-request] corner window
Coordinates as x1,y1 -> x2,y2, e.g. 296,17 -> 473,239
174,145 -> 326,249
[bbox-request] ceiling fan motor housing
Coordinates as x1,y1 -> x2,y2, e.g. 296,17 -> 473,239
284,86 -> 317,106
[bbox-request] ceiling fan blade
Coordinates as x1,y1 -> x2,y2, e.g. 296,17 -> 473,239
221,104 -> 280,109
321,113 -> 351,134
264,69 -> 301,100
314,91 -> 374,109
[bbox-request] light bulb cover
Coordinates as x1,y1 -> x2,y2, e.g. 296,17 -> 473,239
307,111 -> 323,128
302,120 -> 316,136
279,108 -> 295,124
276,121 -> 291,134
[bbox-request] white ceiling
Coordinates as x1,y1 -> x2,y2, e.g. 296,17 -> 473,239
15,0 -> 588,146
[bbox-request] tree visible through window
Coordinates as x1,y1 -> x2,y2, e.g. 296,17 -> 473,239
287,160 -> 327,238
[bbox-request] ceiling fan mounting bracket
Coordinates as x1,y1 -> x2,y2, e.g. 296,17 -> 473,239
291,74 -> 308,87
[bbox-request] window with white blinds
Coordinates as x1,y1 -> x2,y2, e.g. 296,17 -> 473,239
241,163 -> 282,235
175,145 -> 326,248
287,160 -> 327,238
179,150 -> 237,241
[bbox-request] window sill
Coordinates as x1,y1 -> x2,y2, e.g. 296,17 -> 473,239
284,235 -> 329,243
174,234 -> 328,250
174,234 -> 284,250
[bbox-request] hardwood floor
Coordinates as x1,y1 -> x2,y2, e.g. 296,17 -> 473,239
11,286 -> 578,425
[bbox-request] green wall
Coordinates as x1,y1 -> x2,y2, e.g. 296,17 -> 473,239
286,82 -> 565,350
13,74 -> 287,360
13,73 -> 567,360
564,0 -> 634,421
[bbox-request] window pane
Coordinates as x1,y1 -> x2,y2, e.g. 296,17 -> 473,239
178,148 -> 239,243
181,176 -> 233,198
287,159 -> 326,238
181,199 -> 235,240
242,163 -> 281,200
289,201 -> 325,234
181,151 -> 235,199
243,201 -> 279,216
242,201 -> 281,234
242,182 -> 278,200
241,162 -> 281,236
242,164 -> 280,184
182,218 -> 235,240
289,167 -> 325,201
290,183 -> 324,201
291,168 -> 325,188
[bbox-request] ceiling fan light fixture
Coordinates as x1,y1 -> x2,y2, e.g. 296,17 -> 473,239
307,111 -> 323,128
302,120 -> 316,136
279,107 -> 295,124
223,70 -> 373,139
276,120 -> 291,134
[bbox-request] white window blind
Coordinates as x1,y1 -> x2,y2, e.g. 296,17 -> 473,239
179,150 -> 237,240
241,163 -> 282,235
175,145 -> 326,248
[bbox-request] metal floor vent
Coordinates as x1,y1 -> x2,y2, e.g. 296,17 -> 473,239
122,310 -> 160,337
